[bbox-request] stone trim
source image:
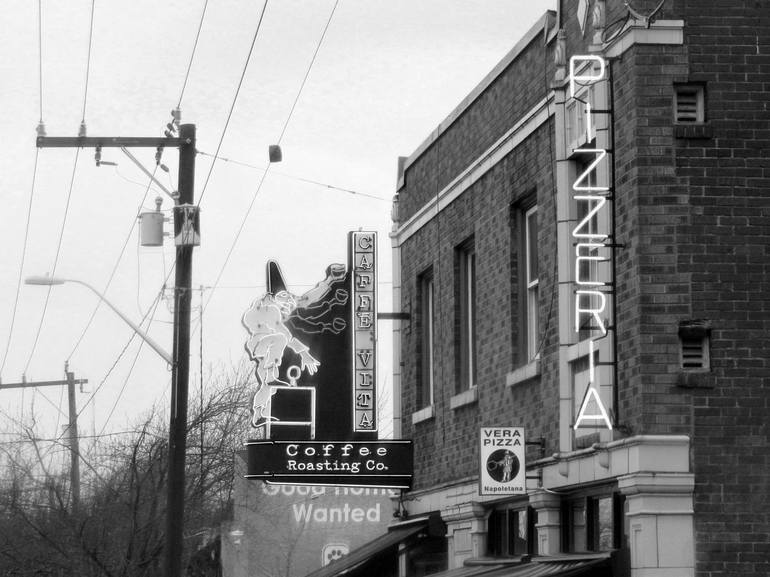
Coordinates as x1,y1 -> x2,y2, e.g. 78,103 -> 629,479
450,387 -> 478,410
603,20 -> 685,59
392,96 -> 554,247
397,11 -> 555,188
506,358 -> 541,388
411,405 -> 434,425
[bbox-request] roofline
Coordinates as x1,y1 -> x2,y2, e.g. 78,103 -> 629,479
398,10 -> 556,187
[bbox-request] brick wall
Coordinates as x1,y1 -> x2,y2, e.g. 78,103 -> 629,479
611,42 -> 693,435
679,1 -> 770,575
399,20 -> 554,225
397,0 -> 770,572
399,118 -> 557,490
608,0 -> 770,574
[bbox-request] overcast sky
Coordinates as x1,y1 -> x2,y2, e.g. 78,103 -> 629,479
0,0 -> 554,460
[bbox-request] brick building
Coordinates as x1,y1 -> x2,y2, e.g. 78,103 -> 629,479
378,1 -> 770,577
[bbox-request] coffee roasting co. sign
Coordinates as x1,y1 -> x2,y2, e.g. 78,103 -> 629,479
242,232 -> 413,488
245,440 -> 413,488
569,55 -> 614,431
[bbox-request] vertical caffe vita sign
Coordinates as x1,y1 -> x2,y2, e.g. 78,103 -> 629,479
351,231 -> 376,432
241,232 -> 413,488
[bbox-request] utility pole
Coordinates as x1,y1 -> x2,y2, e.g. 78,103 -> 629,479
38,125 -> 198,577
0,363 -> 87,513
167,122 -> 196,577
65,365 -> 81,512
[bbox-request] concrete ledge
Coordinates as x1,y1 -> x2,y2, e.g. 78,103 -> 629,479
399,11 -> 555,180
618,472 -> 696,499
393,95 -> 553,246
541,435 -> 691,489
450,387 -> 479,410
411,405 -> 434,425
604,20 -> 685,59
506,358 -> 541,387
674,123 -> 713,139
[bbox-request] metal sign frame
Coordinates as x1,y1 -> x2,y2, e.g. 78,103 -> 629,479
479,427 -> 526,496
245,440 -> 413,489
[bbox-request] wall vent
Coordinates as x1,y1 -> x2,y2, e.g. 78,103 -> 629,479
681,337 -> 708,369
679,320 -> 711,370
674,84 -> 705,123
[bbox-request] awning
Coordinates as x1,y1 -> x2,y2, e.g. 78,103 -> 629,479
302,517 -> 432,577
427,554 -> 612,577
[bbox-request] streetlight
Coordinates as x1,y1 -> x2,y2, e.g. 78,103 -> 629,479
24,275 -> 172,365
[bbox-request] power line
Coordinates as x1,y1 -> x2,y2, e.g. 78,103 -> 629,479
21,0 -> 98,431
0,431 -> 164,445
196,150 -> 389,202
7,380 -> 69,421
75,283 -> 168,423
112,165 -> 170,201
4,0 -> 46,408
196,0 -> 270,207
23,148 -> 81,376
199,0 -> 339,318
1,150 -> 40,380
28,162 -> 171,466
96,289 -> 163,438
27,282 -> 166,468
0,406 -> 123,501
80,0 -> 96,125
28,274 -> 174,481
177,0 -> 210,109
276,0 -> 339,145
37,0 -> 43,125
67,165 -> 159,361
199,281 -> 393,290
24,278 -> 167,468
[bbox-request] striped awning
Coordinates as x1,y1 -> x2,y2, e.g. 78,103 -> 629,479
302,517 -> 432,577
427,554 -> 613,577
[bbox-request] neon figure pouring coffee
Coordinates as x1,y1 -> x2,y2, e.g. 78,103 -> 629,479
242,261 -> 348,426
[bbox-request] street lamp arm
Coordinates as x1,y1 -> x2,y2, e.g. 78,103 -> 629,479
24,276 -> 173,365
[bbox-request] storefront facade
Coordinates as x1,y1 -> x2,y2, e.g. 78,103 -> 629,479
389,1 -> 770,576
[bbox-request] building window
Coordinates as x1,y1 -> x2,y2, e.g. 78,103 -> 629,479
566,82 -> 596,150
418,269 -> 435,408
561,493 -> 625,553
571,354 -> 597,447
524,207 -> 539,360
674,84 -> 705,123
488,507 -> 535,557
457,238 -> 477,391
587,496 -> 618,552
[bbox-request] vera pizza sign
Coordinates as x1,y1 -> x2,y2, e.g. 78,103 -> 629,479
242,232 -> 413,488
479,427 -> 526,496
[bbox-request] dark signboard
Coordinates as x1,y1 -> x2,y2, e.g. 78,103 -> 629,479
241,232 -> 414,488
245,440 -> 413,489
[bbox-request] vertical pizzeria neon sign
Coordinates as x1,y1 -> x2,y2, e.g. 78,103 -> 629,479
351,232 -> 377,432
569,55 -> 614,431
